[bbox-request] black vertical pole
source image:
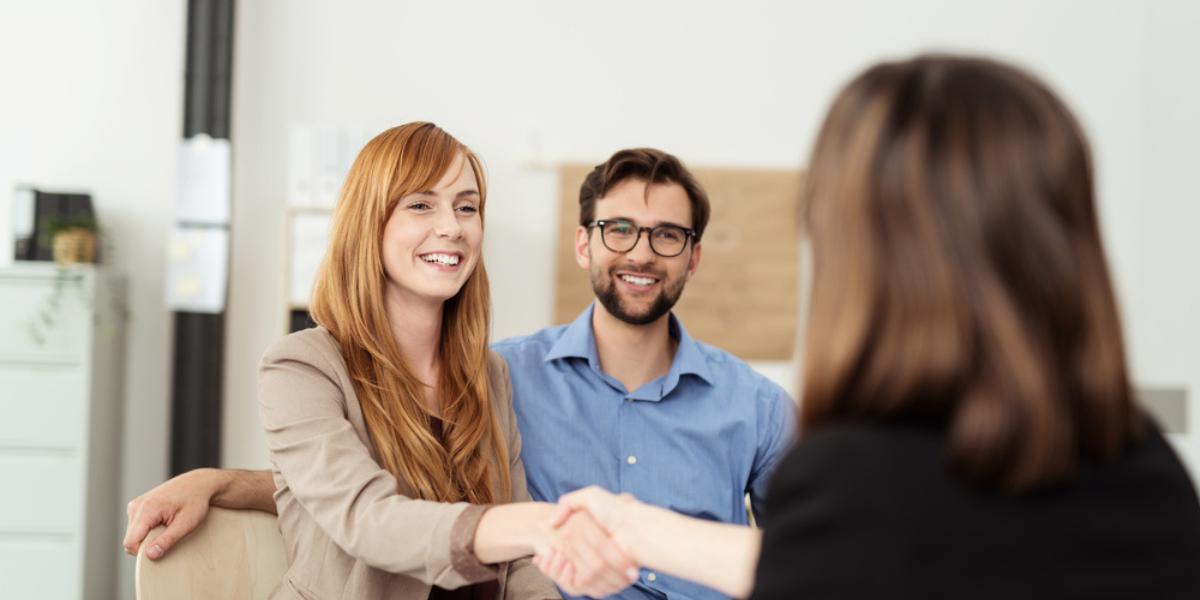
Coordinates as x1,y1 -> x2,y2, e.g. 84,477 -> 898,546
171,0 -> 235,475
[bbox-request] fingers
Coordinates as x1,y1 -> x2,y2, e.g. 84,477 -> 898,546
554,511 -> 638,596
126,497 -> 141,520
555,485 -> 604,512
553,487 -> 605,531
554,557 -> 581,596
554,485 -> 637,534
122,516 -> 152,556
558,562 -> 578,596
123,500 -> 207,561
548,502 -> 574,528
123,499 -> 161,556
144,506 -> 204,560
121,470 -> 223,559
545,548 -> 574,592
541,489 -> 647,596
533,547 -> 578,595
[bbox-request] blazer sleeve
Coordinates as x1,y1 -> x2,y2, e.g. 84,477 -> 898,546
491,354 -> 562,600
748,432 -> 902,600
258,332 -> 497,588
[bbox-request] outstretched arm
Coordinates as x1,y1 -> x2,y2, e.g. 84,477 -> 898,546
123,467 -> 275,559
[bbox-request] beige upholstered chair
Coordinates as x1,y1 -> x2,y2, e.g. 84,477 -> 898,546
136,507 -> 287,600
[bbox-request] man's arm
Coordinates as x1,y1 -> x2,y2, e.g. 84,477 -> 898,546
123,467 -> 274,559
748,389 -> 798,520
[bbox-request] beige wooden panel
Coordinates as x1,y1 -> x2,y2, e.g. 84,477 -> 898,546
555,164 -> 802,360
137,507 -> 287,600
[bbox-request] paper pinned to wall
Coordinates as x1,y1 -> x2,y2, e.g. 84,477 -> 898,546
176,135 -> 231,225
288,211 -> 332,306
288,125 -> 371,208
165,226 -> 229,313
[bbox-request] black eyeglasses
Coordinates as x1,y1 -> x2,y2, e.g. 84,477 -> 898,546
587,219 -> 697,258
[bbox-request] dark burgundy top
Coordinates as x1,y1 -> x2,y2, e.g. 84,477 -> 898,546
428,417 -> 501,600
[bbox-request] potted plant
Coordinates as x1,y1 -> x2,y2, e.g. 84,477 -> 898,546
27,217 -> 123,346
40,215 -> 100,265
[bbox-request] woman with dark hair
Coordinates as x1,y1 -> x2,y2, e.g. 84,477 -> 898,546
544,55 -> 1200,599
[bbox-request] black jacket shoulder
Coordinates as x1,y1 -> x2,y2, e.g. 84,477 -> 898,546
751,419 -> 1200,600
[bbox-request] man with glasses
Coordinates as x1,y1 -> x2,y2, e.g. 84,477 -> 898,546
123,148 -> 795,600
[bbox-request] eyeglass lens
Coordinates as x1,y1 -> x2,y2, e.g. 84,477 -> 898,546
601,220 -> 688,257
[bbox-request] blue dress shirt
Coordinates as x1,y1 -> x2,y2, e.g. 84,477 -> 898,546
493,304 -> 797,600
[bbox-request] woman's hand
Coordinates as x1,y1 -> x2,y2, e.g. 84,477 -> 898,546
547,486 -> 762,599
473,501 -> 637,595
549,485 -> 640,540
530,508 -> 638,597
531,486 -> 647,595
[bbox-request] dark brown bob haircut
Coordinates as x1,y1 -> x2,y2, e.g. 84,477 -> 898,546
579,148 -> 711,241
800,55 -> 1142,492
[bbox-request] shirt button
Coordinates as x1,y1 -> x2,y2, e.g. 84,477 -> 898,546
647,572 -> 658,582
627,455 -> 637,465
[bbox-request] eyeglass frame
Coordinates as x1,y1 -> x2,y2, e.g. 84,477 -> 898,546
585,219 -> 698,258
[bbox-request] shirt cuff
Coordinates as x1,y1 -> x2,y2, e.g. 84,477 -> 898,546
450,504 -> 500,582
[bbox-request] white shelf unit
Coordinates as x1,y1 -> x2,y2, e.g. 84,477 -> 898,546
0,263 -> 126,600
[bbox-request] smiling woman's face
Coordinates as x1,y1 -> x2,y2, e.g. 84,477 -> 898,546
381,151 -> 483,307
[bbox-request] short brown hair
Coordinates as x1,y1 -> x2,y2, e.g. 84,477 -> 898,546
800,55 -> 1142,491
579,148 -> 711,240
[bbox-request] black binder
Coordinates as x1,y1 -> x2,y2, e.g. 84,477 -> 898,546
13,188 -> 95,261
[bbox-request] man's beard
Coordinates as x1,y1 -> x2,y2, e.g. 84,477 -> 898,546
591,263 -> 687,326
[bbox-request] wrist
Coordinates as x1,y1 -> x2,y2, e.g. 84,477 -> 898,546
195,468 -> 232,505
520,503 -> 557,554
610,501 -> 655,564
474,502 -> 556,563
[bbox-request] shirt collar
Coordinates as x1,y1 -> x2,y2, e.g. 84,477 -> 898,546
544,303 -> 716,389
668,316 -> 715,387
544,303 -> 602,370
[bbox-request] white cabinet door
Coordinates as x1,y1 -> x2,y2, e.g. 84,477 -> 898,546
0,273 -> 87,362
0,453 -> 82,534
0,538 -> 80,600
0,366 -> 84,449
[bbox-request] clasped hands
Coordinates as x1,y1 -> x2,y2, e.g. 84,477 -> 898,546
531,486 -> 644,597
121,470 -> 651,597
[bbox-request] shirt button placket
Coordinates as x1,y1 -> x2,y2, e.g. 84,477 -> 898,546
619,393 -> 640,500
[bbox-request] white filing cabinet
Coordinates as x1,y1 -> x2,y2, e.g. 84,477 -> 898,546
0,264 -> 125,600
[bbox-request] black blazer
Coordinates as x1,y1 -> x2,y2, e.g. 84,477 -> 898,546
751,418 -> 1200,600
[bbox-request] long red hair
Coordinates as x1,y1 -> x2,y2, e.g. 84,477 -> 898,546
310,122 -> 510,503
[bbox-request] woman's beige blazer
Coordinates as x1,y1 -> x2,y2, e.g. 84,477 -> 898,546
258,326 -> 560,599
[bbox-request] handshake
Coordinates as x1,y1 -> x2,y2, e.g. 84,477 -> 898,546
123,470 -> 751,598
530,486 -> 650,598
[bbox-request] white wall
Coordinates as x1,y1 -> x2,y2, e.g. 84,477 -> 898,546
1,1 -> 1196,597
224,0 -> 1200,474
0,2 -> 185,598
1139,0 -> 1200,472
